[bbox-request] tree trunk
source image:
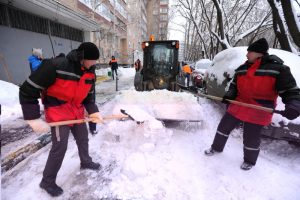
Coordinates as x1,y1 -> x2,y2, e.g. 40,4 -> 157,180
212,0 -> 228,49
267,0 -> 292,52
280,0 -> 300,48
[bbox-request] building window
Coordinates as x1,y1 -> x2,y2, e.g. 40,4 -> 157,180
50,21 -> 83,42
159,22 -> 167,28
160,8 -> 168,14
79,0 -> 93,9
160,14 -> 168,21
8,6 -> 48,34
1,4 -> 83,42
96,4 -> 112,21
0,4 -> 8,26
160,0 -> 168,5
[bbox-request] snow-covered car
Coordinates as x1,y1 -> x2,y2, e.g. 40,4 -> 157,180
191,59 -> 212,89
205,47 -> 300,144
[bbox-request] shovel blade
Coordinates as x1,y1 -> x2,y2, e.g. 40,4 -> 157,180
120,109 -> 144,124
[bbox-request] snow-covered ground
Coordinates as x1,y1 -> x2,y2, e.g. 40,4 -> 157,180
1,67 -> 300,200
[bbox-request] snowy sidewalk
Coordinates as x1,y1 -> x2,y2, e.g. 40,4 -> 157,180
2,88 -> 300,200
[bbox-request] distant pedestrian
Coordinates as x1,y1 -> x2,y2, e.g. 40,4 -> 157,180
134,59 -> 142,72
28,48 -> 43,73
109,56 -> 118,80
182,62 -> 192,87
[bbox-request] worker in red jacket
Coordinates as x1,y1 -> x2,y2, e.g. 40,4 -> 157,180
204,38 -> 300,170
19,42 -> 103,197
109,56 -> 118,80
182,62 -> 192,87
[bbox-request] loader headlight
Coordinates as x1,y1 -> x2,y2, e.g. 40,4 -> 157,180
145,42 -> 149,47
159,78 -> 164,85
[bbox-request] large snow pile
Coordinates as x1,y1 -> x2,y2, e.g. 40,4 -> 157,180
0,80 -> 22,122
111,89 -> 202,122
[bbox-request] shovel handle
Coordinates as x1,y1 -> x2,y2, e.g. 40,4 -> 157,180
48,114 -> 128,127
197,93 -> 281,114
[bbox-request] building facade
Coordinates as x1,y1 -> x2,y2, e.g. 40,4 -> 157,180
146,0 -> 169,41
126,0 -> 147,64
76,0 -> 129,65
0,0 -> 130,86
0,0 -> 100,84
0,0 -> 171,84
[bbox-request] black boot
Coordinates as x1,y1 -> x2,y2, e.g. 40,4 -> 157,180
81,162 -> 101,170
39,181 -> 63,197
204,147 -> 217,156
240,162 -> 254,170
90,129 -> 98,135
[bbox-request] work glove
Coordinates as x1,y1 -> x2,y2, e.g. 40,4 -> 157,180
26,119 -> 50,133
281,107 -> 299,120
88,112 -> 104,123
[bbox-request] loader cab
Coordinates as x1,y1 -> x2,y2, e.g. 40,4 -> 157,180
134,40 -> 180,91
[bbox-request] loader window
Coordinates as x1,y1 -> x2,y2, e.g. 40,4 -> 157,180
149,44 -> 175,75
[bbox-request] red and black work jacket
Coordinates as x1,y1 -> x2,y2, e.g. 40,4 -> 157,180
19,50 -> 98,123
109,59 -> 118,70
225,54 -> 300,126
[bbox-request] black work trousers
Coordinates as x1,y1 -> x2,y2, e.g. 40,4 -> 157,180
41,123 -> 92,186
211,112 -> 263,165
185,73 -> 190,87
111,68 -> 118,80
88,122 -> 96,132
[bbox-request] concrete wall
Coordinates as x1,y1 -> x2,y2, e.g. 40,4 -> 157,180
0,26 -> 81,85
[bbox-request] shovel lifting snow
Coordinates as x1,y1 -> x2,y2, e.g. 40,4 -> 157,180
48,111 -> 144,127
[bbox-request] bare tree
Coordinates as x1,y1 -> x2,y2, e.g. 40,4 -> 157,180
176,0 -> 272,60
280,0 -> 300,48
211,0 -> 228,49
267,0 -> 294,52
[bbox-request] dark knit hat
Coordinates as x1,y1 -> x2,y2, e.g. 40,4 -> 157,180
77,42 -> 99,60
247,38 -> 269,54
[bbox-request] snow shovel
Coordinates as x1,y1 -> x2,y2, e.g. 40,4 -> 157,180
48,112 -> 142,127
197,92 -> 283,114
121,108 -> 202,123
120,109 -> 144,124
